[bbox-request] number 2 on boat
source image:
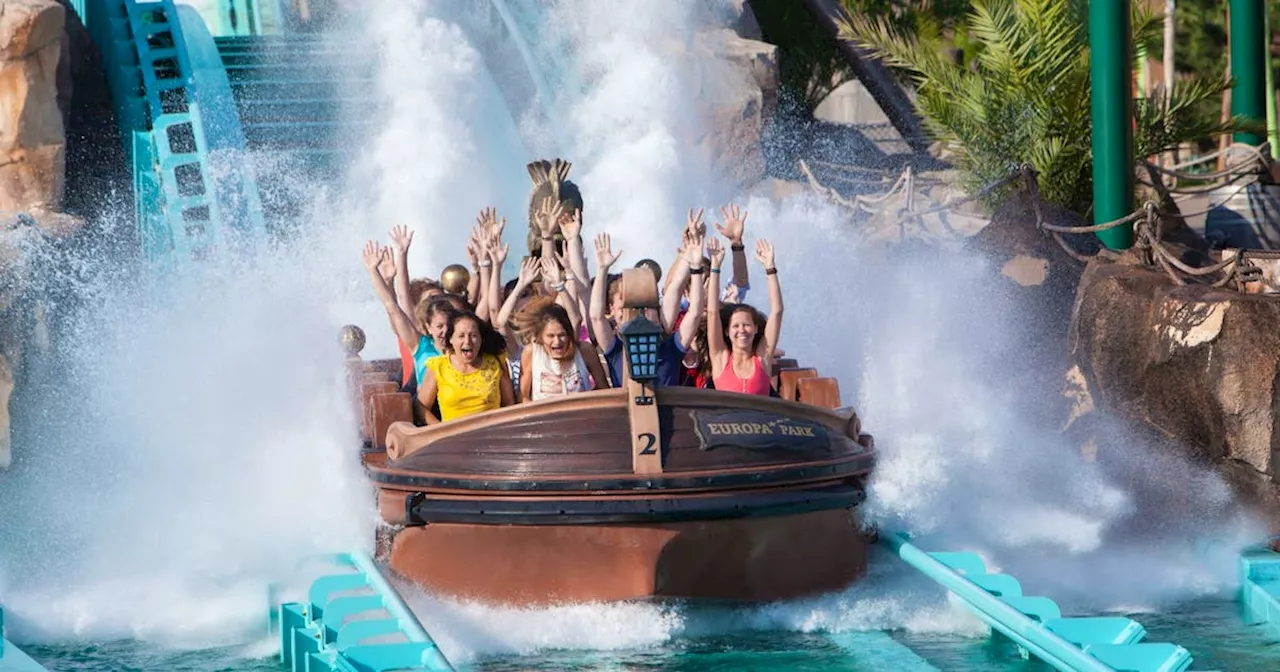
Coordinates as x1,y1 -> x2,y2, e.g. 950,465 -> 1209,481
637,432 -> 657,455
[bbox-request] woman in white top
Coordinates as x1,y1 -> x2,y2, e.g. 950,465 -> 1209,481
519,303 -> 608,401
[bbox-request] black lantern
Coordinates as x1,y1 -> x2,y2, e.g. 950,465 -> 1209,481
618,314 -> 663,384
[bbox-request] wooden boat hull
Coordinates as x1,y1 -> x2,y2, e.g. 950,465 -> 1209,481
361,387 -> 877,606
386,508 -> 868,605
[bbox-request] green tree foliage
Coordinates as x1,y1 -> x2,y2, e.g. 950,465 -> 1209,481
839,0 -> 1241,214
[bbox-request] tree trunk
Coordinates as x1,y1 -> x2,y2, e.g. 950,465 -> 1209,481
1163,0 -> 1177,170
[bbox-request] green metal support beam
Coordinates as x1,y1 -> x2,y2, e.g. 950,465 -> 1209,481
1089,0 -> 1135,250
1230,0 -> 1268,145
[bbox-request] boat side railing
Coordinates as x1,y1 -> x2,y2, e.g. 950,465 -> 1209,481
882,532 -> 1194,672
276,552 -> 454,672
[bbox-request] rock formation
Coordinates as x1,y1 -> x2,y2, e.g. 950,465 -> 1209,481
0,0 -> 85,469
1069,258 -> 1280,498
684,3 -> 780,191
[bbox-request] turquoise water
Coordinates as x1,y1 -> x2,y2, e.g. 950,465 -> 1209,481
18,595 -> 1277,670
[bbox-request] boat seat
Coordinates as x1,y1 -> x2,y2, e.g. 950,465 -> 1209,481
777,368 -> 818,401
798,377 -> 841,409
370,392 -> 413,451
775,358 -> 799,371
360,381 -> 398,442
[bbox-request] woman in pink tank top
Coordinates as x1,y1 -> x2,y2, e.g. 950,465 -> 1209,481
705,220 -> 784,397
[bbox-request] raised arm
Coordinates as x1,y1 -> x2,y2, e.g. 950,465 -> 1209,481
561,209 -> 590,290
705,237 -> 727,367
495,256 -> 540,354
534,197 -> 564,260
365,241 -> 424,352
466,233 -> 485,313
485,231 -> 509,322
388,225 -> 415,318
755,239 -> 783,365
662,209 -> 703,332
678,232 -> 707,350
715,205 -> 751,296
590,233 -> 622,352
541,255 -> 582,334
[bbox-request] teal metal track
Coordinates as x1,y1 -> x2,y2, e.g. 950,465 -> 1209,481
883,533 -> 1194,672
276,553 -> 454,672
1240,542 -> 1280,638
84,0 -> 265,268
0,607 -> 49,672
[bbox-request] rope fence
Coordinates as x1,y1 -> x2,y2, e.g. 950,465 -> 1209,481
800,143 -> 1280,293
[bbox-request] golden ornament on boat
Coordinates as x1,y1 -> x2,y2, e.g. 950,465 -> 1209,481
440,264 -> 470,295
338,324 -> 366,359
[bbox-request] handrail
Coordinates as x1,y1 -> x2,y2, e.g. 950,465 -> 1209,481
882,532 -> 1194,672
85,0 -> 266,268
883,533 -> 1112,672
277,553 -> 455,672
347,552 -> 434,647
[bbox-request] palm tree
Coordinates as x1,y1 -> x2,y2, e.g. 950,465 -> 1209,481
838,0 -> 1244,214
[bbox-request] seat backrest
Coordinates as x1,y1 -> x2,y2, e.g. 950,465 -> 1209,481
777,367 -> 818,401
360,381 -> 399,441
798,377 -> 841,410
369,392 -> 413,451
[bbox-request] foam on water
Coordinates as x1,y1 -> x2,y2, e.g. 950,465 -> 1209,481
0,0 -> 1264,662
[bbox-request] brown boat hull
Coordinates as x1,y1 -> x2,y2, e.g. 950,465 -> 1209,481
387,507 -> 868,606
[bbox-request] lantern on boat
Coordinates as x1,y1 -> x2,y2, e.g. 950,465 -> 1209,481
619,314 -> 662,384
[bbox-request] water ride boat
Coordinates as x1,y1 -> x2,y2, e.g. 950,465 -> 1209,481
346,269 -> 877,606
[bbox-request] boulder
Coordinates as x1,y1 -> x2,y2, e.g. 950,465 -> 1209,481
1069,257 -> 1280,495
686,28 -> 779,190
0,0 -> 76,470
0,0 -> 67,217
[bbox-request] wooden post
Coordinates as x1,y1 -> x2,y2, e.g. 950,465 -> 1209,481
617,269 -> 663,476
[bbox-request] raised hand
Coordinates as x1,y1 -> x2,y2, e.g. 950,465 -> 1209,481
517,255 -> 540,285
362,240 -> 387,272
685,207 -> 706,238
715,204 -> 746,244
722,282 -> 741,303
560,208 -> 583,240
476,206 -> 504,238
389,224 -> 413,253
706,236 -> 725,268
536,196 -> 565,237
487,232 -> 509,266
755,239 -> 775,268
594,232 -> 622,270
682,226 -> 705,265
539,255 -> 564,288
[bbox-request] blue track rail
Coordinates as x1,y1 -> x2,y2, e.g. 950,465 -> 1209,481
84,0 -> 265,268
1240,542 -> 1280,639
882,532 -> 1195,672
277,553 -> 453,672
0,607 -> 48,672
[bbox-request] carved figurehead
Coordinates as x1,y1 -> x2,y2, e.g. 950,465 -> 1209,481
526,159 -> 584,257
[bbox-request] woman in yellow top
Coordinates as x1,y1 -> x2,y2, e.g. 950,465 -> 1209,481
418,311 -> 515,423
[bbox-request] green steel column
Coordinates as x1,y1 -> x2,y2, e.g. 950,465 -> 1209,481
1089,0 -> 1135,250
1230,0 -> 1267,145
